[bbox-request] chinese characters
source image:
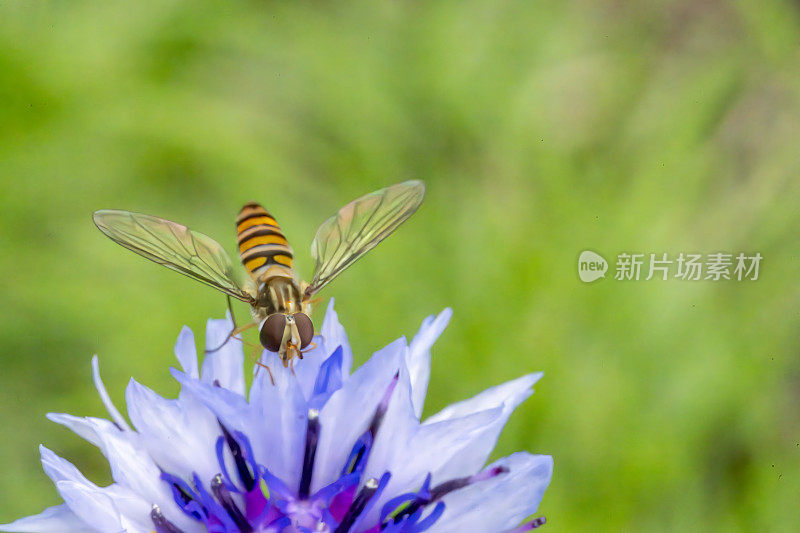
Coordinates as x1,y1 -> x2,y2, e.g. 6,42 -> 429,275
613,252 -> 761,281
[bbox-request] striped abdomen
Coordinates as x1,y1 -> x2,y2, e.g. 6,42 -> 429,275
236,203 -> 294,279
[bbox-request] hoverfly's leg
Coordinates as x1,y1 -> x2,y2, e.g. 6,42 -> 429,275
248,345 -> 274,386
226,296 -> 236,327
255,360 -> 275,386
248,345 -> 276,386
301,341 -> 318,353
302,296 -> 322,316
206,321 -> 257,353
300,335 -> 325,356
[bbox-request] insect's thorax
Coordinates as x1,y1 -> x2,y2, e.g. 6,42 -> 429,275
251,276 -> 304,321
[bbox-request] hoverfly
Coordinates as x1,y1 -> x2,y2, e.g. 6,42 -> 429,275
93,180 -> 424,367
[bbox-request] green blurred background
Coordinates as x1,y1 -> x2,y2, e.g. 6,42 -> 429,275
1,0 -> 800,530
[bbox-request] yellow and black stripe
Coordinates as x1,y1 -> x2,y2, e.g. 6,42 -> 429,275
236,202 -> 294,278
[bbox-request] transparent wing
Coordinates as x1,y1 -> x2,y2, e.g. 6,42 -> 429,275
305,180 -> 425,298
93,210 -> 257,304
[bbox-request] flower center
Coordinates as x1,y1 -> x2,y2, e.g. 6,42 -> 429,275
151,371 -> 543,533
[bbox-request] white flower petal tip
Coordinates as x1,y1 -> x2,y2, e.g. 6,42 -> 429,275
90,355 -> 130,431
408,307 -> 453,417
319,298 -> 354,375
6,308 -> 552,532
0,504 -> 91,533
0,504 -> 94,533
174,325 -> 199,378
45,413 -> 120,450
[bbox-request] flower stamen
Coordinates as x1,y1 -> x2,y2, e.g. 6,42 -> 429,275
388,466 -> 509,525
334,474 -> 390,533
343,372 -> 400,477
218,422 -> 257,492
300,408 -> 321,499
211,474 -> 253,533
151,504 -> 186,533
505,517 -> 547,531
430,465 -> 508,501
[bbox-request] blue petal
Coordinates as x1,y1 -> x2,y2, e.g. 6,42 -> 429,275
310,345 -> 344,409
125,377 -> 221,483
174,367 -> 307,494
174,325 -> 199,379
423,373 -> 542,482
52,482 -> 128,532
312,337 -> 405,493
407,308 -> 452,419
201,314 -> 245,396
426,453 -> 553,533
0,504 -> 91,533
45,413 -> 120,450
39,446 -> 86,485
361,406 -> 502,526
91,356 -> 130,431
320,298 -> 353,377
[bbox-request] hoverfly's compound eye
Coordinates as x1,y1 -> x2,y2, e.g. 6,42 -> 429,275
260,314 -> 286,352
294,312 -> 314,349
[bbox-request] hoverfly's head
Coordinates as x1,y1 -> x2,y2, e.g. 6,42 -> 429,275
259,312 -> 314,366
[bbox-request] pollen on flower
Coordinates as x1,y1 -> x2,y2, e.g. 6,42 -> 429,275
0,302 -> 552,533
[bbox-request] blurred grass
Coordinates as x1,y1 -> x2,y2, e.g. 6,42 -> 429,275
1,0 -> 800,530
